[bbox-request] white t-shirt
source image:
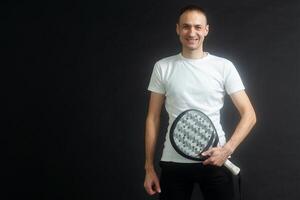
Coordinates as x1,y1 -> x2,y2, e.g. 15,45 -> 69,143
147,53 -> 245,163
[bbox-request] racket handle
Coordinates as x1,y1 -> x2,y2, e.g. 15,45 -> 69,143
224,160 -> 240,175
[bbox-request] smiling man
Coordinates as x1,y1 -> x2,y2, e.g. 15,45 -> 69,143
144,5 -> 256,200
177,8 -> 208,57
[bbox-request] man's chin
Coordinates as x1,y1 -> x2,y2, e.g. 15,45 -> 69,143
185,46 -> 200,51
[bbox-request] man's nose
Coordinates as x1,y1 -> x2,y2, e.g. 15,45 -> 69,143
188,28 -> 196,36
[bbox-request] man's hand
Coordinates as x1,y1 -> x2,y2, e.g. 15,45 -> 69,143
201,146 -> 232,166
144,168 -> 161,195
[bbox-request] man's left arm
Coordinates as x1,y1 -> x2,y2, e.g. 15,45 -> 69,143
202,90 -> 257,166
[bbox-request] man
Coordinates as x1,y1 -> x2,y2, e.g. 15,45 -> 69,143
144,5 -> 256,200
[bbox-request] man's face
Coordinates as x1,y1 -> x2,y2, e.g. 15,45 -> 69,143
176,11 -> 209,51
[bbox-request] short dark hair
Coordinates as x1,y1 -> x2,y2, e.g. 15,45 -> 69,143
177,5 -> 208,24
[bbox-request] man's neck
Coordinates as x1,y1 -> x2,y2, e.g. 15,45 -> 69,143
181,48 -> 206,59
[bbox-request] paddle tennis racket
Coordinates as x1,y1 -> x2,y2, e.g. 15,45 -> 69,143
169,109 -> 240,175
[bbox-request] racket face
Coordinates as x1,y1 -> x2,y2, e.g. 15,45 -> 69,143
170,109 -> 218,161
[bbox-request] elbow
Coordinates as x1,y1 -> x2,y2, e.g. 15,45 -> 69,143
146,114 -> 160,126
241,108 -> 257,128
250,109 -> 257,127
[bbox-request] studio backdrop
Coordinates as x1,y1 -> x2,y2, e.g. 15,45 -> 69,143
4,0 -> 300,200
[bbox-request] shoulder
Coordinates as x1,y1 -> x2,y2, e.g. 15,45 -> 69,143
207,53 -> 233,66
206,53 -> 237,75
155,54 -> 181,67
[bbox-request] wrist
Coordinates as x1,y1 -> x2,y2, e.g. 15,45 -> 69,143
223,143 -> 235,156
144,163 -> 155,172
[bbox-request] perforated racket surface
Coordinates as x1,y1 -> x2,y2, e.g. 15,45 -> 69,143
170,109 -> 240,175
170,109 -> 218,161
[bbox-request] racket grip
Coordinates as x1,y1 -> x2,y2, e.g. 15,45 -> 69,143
224,160 -> 240,175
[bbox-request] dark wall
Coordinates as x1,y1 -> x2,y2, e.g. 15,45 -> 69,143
4,0 -> 300,199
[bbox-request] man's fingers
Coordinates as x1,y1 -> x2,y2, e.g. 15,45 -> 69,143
144,180 -> 161,195
202,149 -> 219,165
144,170 -> 161,196
203,157 -> 213,165
154,180 -> 161,193
145,183 -> 156,195
202,148 -> 214,156
202,151 -> 226,166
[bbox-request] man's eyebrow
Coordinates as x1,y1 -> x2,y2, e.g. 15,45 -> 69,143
181,23 -> 203,27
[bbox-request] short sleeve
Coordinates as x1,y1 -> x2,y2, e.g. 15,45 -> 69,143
224,61 -> 245,95
147,62 -> 165,94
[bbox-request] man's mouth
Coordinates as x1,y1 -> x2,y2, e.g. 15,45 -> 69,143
186,38 -> 198,42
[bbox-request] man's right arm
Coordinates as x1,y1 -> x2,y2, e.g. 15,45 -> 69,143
144,92 -> 165,195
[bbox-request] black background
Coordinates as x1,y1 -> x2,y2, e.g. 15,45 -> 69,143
3,0 -> 300,199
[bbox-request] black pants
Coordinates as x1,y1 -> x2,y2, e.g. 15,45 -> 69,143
159,161 -> 235,200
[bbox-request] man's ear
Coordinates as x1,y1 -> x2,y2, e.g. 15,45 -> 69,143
205,24 -> 209,36
176,23 -> 179,35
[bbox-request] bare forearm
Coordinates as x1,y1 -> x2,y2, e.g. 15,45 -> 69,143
144,116 -> 160,171
224,110 -> 256,154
